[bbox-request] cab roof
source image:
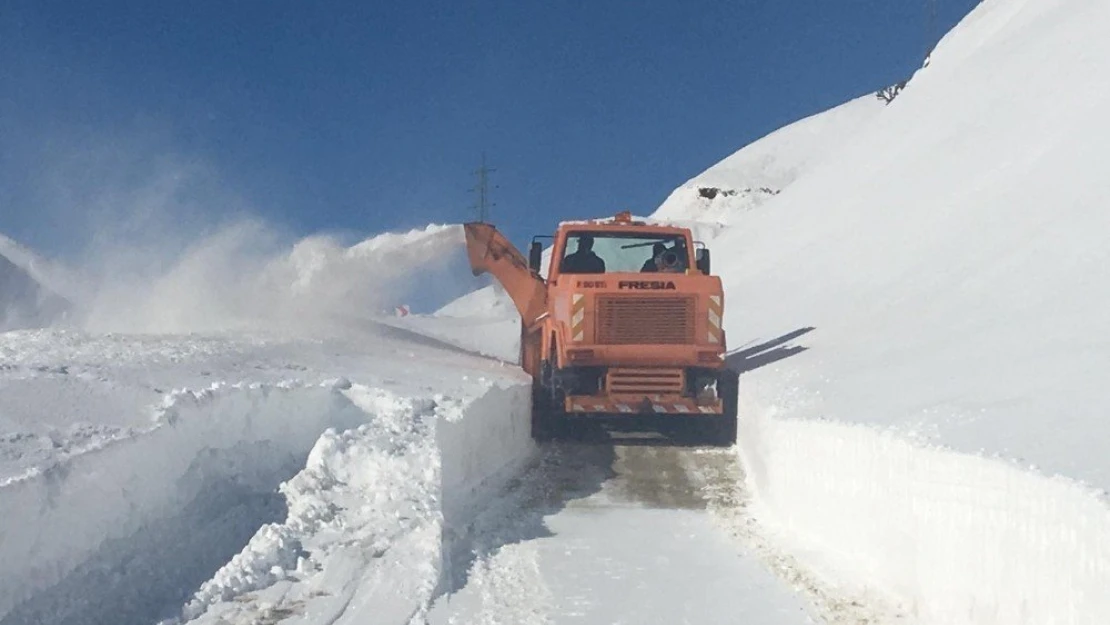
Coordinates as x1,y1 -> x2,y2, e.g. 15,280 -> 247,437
555,211 -> 691,237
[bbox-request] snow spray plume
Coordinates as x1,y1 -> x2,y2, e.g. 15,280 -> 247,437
76,221 -> 482,335
22,147 -> 483,334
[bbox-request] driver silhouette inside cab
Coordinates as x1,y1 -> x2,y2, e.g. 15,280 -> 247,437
640,242 -> 667,272
642,241 -> 687,273
561,234 -> 606,274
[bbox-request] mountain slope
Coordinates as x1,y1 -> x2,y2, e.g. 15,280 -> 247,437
706,0 -> 1110,621
652,94 -> 885,224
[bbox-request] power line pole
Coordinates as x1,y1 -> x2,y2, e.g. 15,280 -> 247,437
471,153 -> 497,223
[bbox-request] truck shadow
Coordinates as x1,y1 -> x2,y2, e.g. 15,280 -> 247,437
726,326 -> 815,374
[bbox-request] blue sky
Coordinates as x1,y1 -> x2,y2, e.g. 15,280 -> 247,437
1,1 -> 976,257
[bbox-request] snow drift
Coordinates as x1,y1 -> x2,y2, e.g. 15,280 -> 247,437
649,0 -> 1110,622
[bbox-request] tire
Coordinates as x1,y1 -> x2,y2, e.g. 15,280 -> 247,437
530,384 -> 563,443
704,368 -> 739,447
531,407 -> 558,442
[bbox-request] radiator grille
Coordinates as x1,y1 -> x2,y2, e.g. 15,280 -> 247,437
606,368 -> 685,395
596,296 -> 695,345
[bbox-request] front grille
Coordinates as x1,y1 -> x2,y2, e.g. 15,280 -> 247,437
596,296 -> 695,345
607,368 -> 685,395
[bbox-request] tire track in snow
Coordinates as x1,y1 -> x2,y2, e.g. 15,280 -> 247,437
692,447 -> 910,625
430,434 -> 829,624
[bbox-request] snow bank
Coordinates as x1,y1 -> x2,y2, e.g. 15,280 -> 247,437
0,379 -> 365,624
739,410 -> 1110,623
0,369 -> 534,625
436,380 -> 535,523
174,379 -> 535,625
174,385 -> 446,624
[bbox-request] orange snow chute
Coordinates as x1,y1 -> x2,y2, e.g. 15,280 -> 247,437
462,213 -> 738,446
463,222 -> 548,327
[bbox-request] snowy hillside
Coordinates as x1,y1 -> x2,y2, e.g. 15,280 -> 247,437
703,0 -> 1110,622
652,93 -> 885,224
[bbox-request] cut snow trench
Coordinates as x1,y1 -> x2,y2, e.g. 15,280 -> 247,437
737,409 -> 1110,623
0,380 -> 368,625
163,380 -> 535,625
0,376 -> 533,625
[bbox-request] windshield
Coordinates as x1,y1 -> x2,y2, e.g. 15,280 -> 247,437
558,231 -> 690,274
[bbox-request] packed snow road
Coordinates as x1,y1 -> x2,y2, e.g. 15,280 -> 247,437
429,427 -> 818,625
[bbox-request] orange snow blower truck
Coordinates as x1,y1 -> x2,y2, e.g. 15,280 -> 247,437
463,211 -> 738,445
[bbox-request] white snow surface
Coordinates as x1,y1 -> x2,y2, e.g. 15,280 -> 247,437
0,325 -> 534,625
646,0 -> 1110,623
390,284 -> 521,362
651,94 -> 884,225
6,0 -> 1110,622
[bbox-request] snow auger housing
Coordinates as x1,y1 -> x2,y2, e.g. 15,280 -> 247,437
464,211 -> 738,445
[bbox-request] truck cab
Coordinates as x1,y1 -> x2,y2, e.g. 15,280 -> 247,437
530,212 -> 729,417
464,211 -> 738,444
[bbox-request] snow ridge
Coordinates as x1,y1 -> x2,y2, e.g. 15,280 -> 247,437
739,410 -> 1110,623
175,385 -> 445,623
0,378 -> 366,624
171,381 -> 535,624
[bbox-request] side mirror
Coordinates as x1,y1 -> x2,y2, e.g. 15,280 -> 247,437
696,248 -> 711,275
529,241 -> 543,272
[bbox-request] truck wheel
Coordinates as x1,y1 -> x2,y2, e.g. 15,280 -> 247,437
704,369 -> 739,447
532,407 -> 557,442
531,385 -> 562,443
